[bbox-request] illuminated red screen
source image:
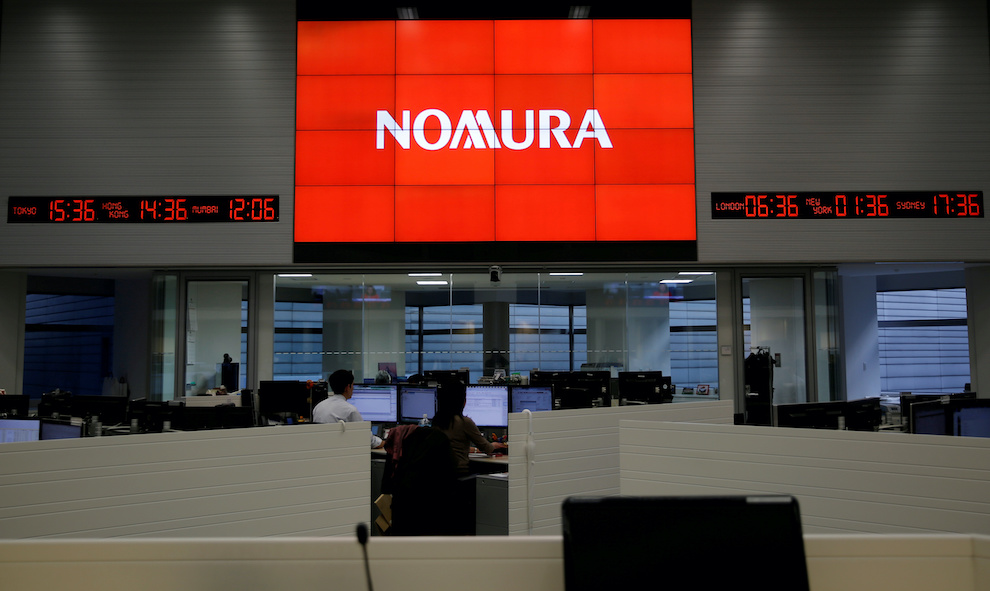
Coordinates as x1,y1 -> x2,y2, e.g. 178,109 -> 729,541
295,19 -> 695,247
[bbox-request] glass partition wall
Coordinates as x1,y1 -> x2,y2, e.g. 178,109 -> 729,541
273,269 -> 720,396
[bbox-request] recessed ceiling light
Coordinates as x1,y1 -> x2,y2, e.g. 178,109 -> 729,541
277,273 -> 313,278
678,271 -> 713,276
416,280 -> 448,286
549,272 -> 584,276
661,279 -> 693,284
408,272 -> 443,277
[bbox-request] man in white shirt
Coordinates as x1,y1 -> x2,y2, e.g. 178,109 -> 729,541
313,369 -> 383,448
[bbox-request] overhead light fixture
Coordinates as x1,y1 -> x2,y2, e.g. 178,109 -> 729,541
678,271 -> 714,276
277,273 -> 313,278
397,7 -> 419,19
568,6 -> 591,18
417,280 -> 448,286
408,272 -> 442,277
549,272 -> 584,276
661,279 -> 693,284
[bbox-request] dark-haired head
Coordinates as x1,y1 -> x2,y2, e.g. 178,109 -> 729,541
327,369 -> 354,395
432,379 -> 466,430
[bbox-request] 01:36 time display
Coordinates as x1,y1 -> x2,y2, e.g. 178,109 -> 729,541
7,196 -> 279,223
711,191 -> 983,219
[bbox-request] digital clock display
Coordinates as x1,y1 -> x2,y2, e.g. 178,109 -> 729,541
6,196 -> 279,223
711,192 -> 983,219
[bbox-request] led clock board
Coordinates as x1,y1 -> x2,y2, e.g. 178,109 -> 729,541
294,10 -> 696,263
711,192 -> 983,219
7,196 -> 279,223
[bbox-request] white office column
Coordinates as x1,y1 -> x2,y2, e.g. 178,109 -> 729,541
965,265 -> 990,397
747,278 -> 807,405
838,273 -> 881,399
585,287 -> 627,369
0,272 -> 26,396
625,292 -> 671,374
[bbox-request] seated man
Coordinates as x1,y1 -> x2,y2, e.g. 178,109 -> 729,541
312,369 -> 383,448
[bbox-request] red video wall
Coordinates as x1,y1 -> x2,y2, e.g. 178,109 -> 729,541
295,19 -> 694,246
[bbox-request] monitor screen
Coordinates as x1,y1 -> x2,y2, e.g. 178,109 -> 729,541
510,386 -> 554,413
952,399 -> 990,437
350,384 -> 398,423
465,385 -> 509,428
424,369 -> 471,385
258,380 -> 312,419
911,400 -> 950,435
617,371 -> 671,404
40,420 -> 84,440
0,418 -> 41,443
399,386 -> 437,423
0,394 -> 30,418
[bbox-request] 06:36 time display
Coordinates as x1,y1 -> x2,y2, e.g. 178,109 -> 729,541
711,191 -> 983,219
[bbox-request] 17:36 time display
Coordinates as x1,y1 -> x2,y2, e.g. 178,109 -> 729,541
711,191 -> 983,219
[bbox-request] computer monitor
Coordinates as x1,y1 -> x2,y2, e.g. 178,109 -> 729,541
953,398 -> 990,437
258,380 -> 312,420
40,419 -> 84,440
71,395 -> 129,426
844,397 -> 882,431
0,418 -> 41,444
464,384 -> 509,428
510,386 -> 554,413
0,394 -> 30,418
398,386 -> 437,423
350,384 -> 398,423
910,399 -> 950,435
775,401 -> 845,429
617,371 -> 672,405
569,371 -> 612,407
424,369 -> 470,385
562,495 -> 810,591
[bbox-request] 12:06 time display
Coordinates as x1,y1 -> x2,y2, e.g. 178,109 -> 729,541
6,196 -> 279,223
711,191 -> 983,219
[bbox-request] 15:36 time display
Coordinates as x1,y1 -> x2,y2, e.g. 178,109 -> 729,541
711,191 -> 983,219
7,196 -> 279,223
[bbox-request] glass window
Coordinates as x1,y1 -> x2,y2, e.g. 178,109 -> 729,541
877,288 -> 969,393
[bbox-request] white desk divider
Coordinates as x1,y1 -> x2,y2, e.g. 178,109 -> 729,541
620,421 -> 990,535
0,534 -> 987,591
0,423 -> 371,538
506,400 -> 733,535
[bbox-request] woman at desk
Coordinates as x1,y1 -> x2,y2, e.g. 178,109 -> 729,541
433,380 -> 507,476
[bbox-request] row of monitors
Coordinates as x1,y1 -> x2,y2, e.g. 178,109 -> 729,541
773,398 -> 884,432
259,371 -> 673,429
909,396 -> 989,437
0,418 -> 84,443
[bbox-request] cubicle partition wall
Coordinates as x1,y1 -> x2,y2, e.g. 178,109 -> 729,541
0,423 -> 371,538
1,534 -> 988,591
620,421 -> 990,535
505,400 -> 733,535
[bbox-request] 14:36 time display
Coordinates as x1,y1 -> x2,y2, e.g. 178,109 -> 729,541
711,191 -> 983,219
6,196 -> 279,223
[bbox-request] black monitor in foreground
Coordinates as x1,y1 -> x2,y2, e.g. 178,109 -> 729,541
424,369 -> 471,385
617,371 -> 672,405
71,395 -> 129,426
40,419 -> 84,440
562,495 -> 809,591
350,384 -> 397,423
953,398 -> 990,437
398,386 -> 437,423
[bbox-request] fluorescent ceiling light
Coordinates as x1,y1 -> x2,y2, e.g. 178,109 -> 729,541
549,272 -> 584,276
678,271 -> 714,276
661,279 -> 693,284
416,280 -> 448,286
277,273 -> 313,278
408,272 -> 442,277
